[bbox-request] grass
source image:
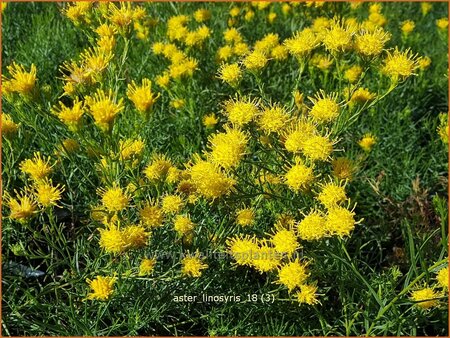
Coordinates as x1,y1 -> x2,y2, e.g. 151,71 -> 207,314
2,1 -> 449,336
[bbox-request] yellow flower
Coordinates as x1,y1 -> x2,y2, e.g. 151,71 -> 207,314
344,65 -> 363,83
227,235 -> 259,266
217,45 -> 234,62
296,284 -> 319,305
277,260 -> 309,292
436,267 -> 448,291
267,12 -> 277,24
223,28 -> 243,44
229,7 -> 240,18
236,208 -> 255,226
254,33 -> 279,54
284,160 -> 314,192
310,54 -> 333,71
6,189 -> 37,222
98,183 -> 129,212
437,113 -> 448,144
258,104 -> 289,134
95,23 -> 116,38
161,194 -> 184,214
244,10 -> 255,22
189,157 -> 235,199
418,56 -> 432,71
421,3 -> 432,16
86,276 -> 116,301
323,20 -> 355,53
349,88 -> 376,106
271,45 -> 288,61
51,99 -> 84,131
309,91 -> 340,123
85,89 -> 124,131
171,98 -> 186,109
317,182 -> 347,209
223,96 -> 260,126
1,113 -> 19,136
271,228 -> 298,256
139,258 -> 156,276
242,50 -> 268,71
203,113 -> 218,128
401,20 -> 415,35
251,240 -> 282,273
139,202 -> 164,228
80,47 -> 112,82
410,287 -> 440,309
98,223 -> 126,254
218,63 -> 242,86
194,8 -> 211,22
436,18 -> 448,30
283,119 -> 317,153
358,133 -> 377,152
62,2 -> 92,25
20,152 -> 53,182
332,157 -> 355,181
284,28 -> 319,59
325,206 -> 357,237
297,210 -> 327,241
119,138 -> 145,161
302,135 -> 334,161
382,48 -> 420,81
174,214 -> 195,236
127,78 -> 160,117
208,126 -> 248,169
355,29 -> 390,57
106,2 -> 140,31
181,254 -> 208,277
122,224 -> 150,249
144,154 -> 172,181
6,62 -> 37,96
34,180 -> 64,207
155,72 -> 170,89
234,42 -> 250,56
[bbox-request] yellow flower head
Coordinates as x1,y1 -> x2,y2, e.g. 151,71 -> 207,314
358,133 -> 377,152
155,72 -> 170,89
86,276 -> 116,301
122,224 -> 150,249
217,45 -> 234,62
296,284 -> 319,305
127,78 -> 160,116
258,103 -> 289,134
6,189 -> 37,222
297,210 -> 327,241
6,62 -> 37,96
223,28 -> 243,44
223,96 -> 260,126
283,119 -> 317,153
98,223 -> 126,254
251,240 -> 282,273
85,89 -> 124,131
344,65 -> 363,83
161,194 -> 184,214
139,258 -> 157,276
80,47 -> 113,82
284,160 -> 315,192
401,20 -> 415,35
349,87 -> 376,106
302,135 -> 334,161
34,179 -> 64,207
188,157 -> 235,199
203,113 -> 219,128
437,113 -> 449,144
254,33 -> 279,54
144,154 -> 172,181
181,253 -> 208,277
421,3 -> 432,16
227,235 -> 259,266
218,63 -> 242,86
284,28 -> 319,58
234,42 -> 250,56
1,113 -> 19,136
277,259 -> 309,292
325,206 -> 357,237
194,8 -> 211,22
62,2 -> 92,25
98,183 -> 129,212
119,138 -> 145,161
418,56 -> 432,71
51,99 -> 84,131
355,29 -> 391,57
436,267 -> 449,291
174,214 -> 195,236
236,208 -> 255,226
309,90 -> 340,123
382,48 -> 420,81
332,157 -> 355,181
436,18 -> 448,30
208,126 -> 248,169
323,20 -> 355,53
242,50 -> 268,71
410,287 -> 440,309
20,152 -> 54,182
317,181 -> 347,209
139,202 -> 164,228
271,45 -> 288,61
271,228 -> 298,256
